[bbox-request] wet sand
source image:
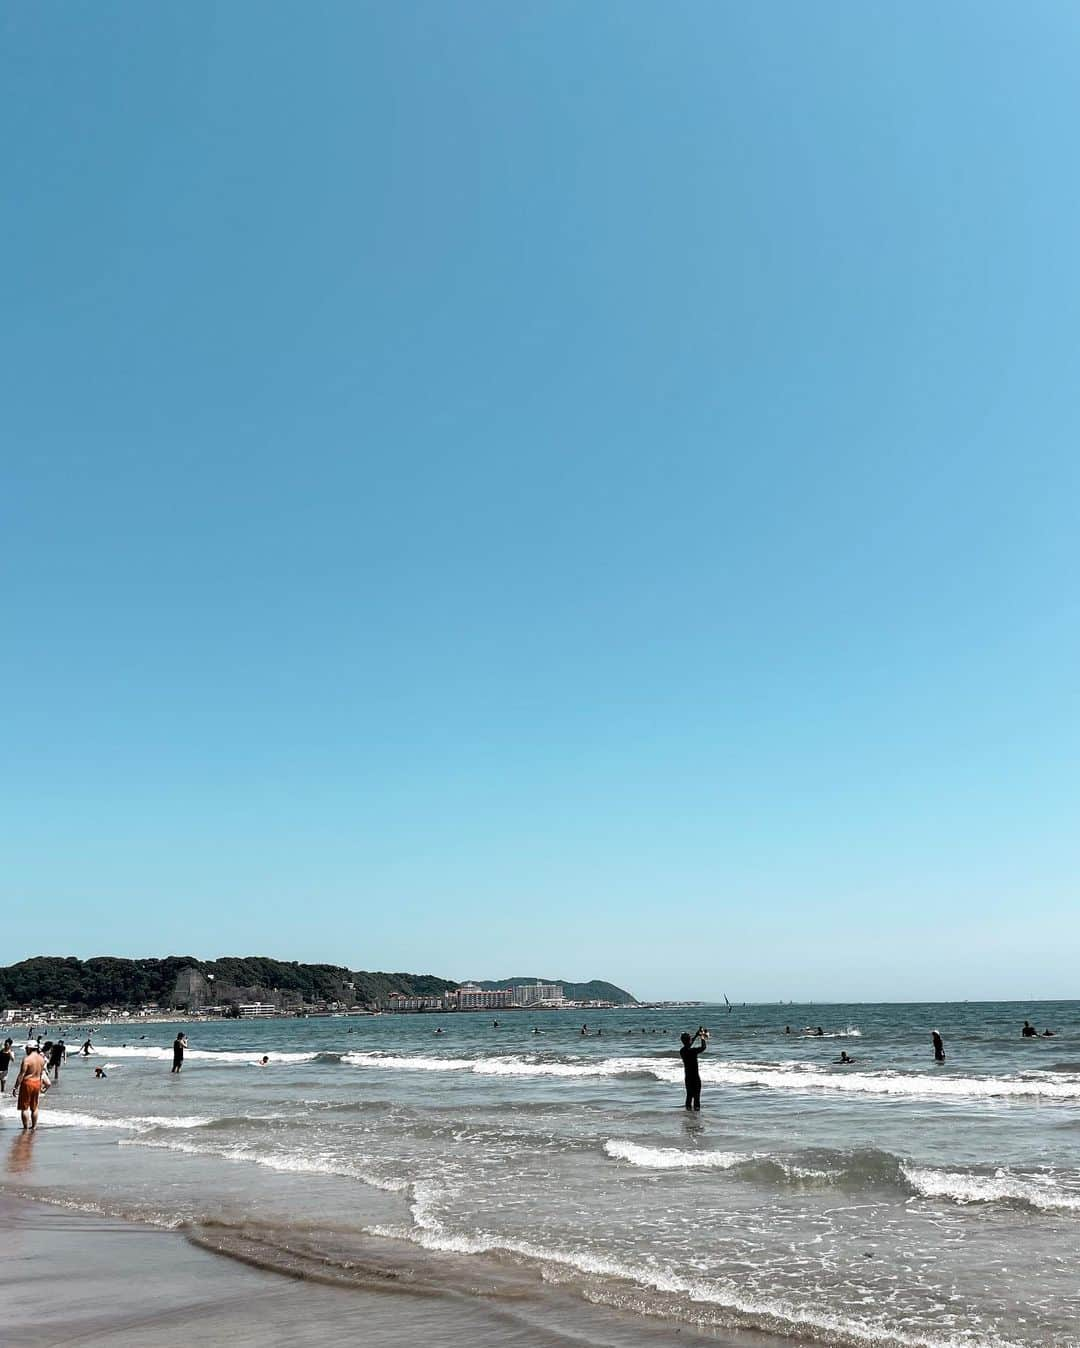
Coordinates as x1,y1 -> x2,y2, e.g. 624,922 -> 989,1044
1,1194 -> 784,1348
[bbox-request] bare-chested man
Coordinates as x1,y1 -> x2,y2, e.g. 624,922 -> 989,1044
13,1043 -> 49,1131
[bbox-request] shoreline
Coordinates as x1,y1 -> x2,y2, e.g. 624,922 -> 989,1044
1,1189 -> 797,1348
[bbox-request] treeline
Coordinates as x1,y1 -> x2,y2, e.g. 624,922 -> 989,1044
0,955 -> 457,1012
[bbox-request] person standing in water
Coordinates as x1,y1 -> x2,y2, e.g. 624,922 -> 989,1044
0,1039 -> 14,1093
47,1038 -> 66,1083
931,1030 -> 945,1062
171,1032 -> 188,1073
13,1043 -> 48,1131
679,1026 -> 709,1111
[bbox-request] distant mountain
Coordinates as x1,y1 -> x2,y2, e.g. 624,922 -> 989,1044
473,977 -> 637,1005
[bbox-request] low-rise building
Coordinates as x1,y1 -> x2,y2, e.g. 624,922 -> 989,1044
450,984 -> 516,1010
387,994 -> 445,1012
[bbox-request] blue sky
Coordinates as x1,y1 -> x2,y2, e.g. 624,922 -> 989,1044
3,5 -> 1078,1000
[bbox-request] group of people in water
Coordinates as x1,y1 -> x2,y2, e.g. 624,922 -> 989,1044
3,1015 -> 1064,1126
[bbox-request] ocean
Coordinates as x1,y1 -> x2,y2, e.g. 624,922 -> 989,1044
4,1000 -> 1078,1348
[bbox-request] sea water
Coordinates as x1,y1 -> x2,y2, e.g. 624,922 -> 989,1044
3,1000 -> 1078,1348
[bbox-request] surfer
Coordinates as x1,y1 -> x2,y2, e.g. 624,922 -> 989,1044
1021,1021 -> 1038,1038
836,1051 -> 854,1065
679,1026 -> 709,1111
931,1030 -> 945,1062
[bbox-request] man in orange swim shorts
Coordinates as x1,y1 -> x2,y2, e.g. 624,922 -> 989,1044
13,1043 -> 48,1131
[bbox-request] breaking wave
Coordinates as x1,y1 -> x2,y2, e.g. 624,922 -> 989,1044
87,1045 -> 320,1064
901,1163 -> 1080,1214
604,1139 -> 748,1169
337,1051 -> 1080,1100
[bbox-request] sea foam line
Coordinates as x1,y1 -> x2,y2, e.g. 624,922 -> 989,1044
604,1139 -> 749,1169
367,1198 -> 1024,1348
901,1163 -> 1080,1214
87,1045 -> 320,1064
339,1052 -> 1080,1100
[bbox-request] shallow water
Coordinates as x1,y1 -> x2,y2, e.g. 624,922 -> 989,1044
4,1001 -> 1078,1348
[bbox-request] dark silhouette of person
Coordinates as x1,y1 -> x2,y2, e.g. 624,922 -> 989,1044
1022,1020 -> 1038,1038
679,1027 -> 708,1111
931,1030 -> 945,1062
171,1033 -> 187,1073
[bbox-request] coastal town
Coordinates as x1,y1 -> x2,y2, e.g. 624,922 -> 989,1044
1,962 -> 633,1027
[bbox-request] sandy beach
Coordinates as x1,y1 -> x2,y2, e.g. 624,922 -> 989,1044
1,1192 -> 769,1348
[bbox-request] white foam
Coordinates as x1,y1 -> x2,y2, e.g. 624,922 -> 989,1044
124,1133 -> 409,1193
342,1052 -> 658,1079
369,1209 -> 1021,1348
604,1139 -> 748,1170
902,1163 -> 1080,1213
341,1050 -> 1080,1101
21,1109 -> 213,1132
91,1045 -> 319,1064
694,1062 -> 1080,1100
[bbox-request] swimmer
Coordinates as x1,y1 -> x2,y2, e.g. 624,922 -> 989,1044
258,1056 -> 270,1066
836,1051 -> 854,1065
94,1066 -> 107,1079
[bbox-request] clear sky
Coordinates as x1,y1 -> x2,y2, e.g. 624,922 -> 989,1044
3,5 -> 1078,1001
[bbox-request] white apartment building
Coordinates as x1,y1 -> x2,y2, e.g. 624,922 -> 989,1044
513,983 -> 564,1005
452,984 -> 516,1010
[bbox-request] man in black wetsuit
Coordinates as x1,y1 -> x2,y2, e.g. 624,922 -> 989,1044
47,1038 -> 66,1082
931,1030 -> 945,1062
171,1032 -> 187,1073
679,1027 -> 708,1111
